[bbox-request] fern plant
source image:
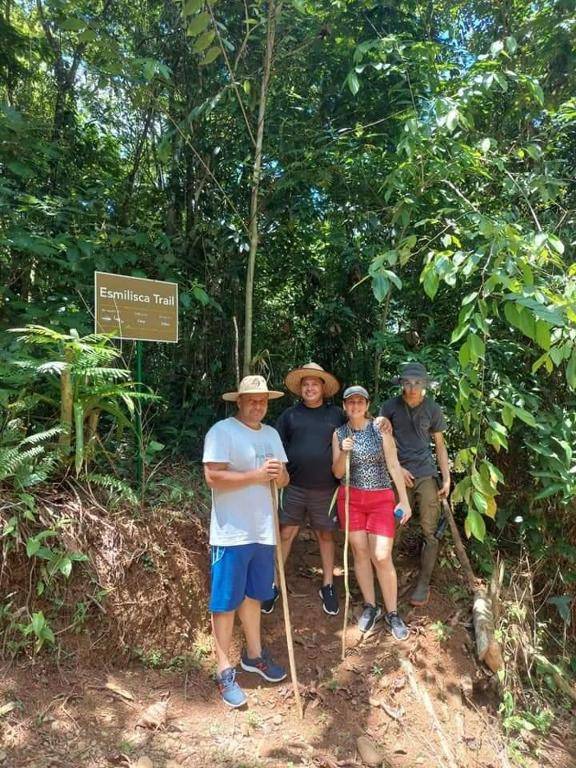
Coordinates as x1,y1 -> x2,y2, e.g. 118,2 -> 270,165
6,325 -> 159,478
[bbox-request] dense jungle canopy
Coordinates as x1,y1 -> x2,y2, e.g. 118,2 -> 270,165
0,0 -> 575,721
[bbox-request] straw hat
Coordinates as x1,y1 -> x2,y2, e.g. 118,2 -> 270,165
285,362 -> 340,399
222,375 -> 284,402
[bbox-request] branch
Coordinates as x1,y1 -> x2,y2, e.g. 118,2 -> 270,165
444,179 -> 480,213
206,2 -> 256,147
504,169 -> 542,232
243,0 -> 282,375
159,106 -> 248,232
233,4 -> 263,75
36,0 -> 59,56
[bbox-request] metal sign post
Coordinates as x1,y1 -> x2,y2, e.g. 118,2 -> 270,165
94,272 -> 179,494
135,340 -> 144,493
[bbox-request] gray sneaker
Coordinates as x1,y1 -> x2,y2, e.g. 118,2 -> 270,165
385,611 -> 410,641
358,604 -> 383,633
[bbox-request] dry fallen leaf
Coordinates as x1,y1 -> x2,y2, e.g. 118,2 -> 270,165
133,757 -> 154,768
390,674 -> 407,692
105,676 -> 135,702
0,702 -> 17,717
136,700 -> 168,730
380,701 -> 404,721
356,735 -> 383,767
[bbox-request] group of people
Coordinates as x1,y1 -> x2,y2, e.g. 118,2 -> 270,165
203,361 -> 450,708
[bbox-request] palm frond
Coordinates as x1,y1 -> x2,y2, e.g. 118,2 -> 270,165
85,473 -> 138,506
77,367 -> 131,381
20,427 -> 63,445
36,361 -> 68,375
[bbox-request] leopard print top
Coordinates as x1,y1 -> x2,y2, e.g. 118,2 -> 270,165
336,421 -> 392,490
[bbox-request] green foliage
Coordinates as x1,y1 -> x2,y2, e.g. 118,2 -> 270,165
528,408 -> 576,505
20,611 -> 55,653
2,325 -> 158,485
500,690 -> 554,736
1,0 -> 575,685
429,620 -> 453,644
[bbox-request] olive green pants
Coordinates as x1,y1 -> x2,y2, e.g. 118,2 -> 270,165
406,476 -> 441,542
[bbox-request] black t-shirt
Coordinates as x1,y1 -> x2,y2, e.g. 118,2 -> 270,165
275,402 -> 346,489
379,395 -> 447,478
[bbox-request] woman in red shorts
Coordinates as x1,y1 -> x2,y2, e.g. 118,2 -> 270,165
332,385 -> 411,640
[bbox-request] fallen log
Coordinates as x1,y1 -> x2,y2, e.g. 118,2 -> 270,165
441,498 -> 504,673
471,584 -> 505,673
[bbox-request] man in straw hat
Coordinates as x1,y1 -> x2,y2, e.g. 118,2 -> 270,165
379,362 -> 450,607
260,362 -> 347,617
203,375 -> 290,708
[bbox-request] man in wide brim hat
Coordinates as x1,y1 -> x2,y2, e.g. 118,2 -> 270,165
379,361 -> 450,607
261,362 -> 347,618
285,362 -> 340,399
203,374 -> 289,708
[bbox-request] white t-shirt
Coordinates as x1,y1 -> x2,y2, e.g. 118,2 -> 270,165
203,417 -> 288,546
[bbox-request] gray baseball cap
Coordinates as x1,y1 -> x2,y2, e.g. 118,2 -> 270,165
343,385 -> 370,400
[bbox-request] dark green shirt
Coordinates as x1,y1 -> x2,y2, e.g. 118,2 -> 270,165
379,395 -> 446,478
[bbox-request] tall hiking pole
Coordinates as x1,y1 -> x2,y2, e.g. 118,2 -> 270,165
270,480 -> 303,719
341,450 -> 351,660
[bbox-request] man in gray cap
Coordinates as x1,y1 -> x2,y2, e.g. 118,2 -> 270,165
379,362 -> 450,606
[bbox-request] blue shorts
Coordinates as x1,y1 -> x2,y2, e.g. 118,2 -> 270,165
209,543 -> 275,613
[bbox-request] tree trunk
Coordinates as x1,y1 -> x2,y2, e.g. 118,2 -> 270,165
59,350 -> 74,453
441,498 -> 504,673
242,0 -> 281,376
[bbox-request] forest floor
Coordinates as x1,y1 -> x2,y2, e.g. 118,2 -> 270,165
1,528 -> 574,768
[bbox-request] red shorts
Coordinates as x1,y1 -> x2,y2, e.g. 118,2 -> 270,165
337,486 -> 395,537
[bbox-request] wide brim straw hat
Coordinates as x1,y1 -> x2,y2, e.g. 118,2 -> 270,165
222,375 -> 284,402
285,362 -> 340,399
391,362 -> 437,386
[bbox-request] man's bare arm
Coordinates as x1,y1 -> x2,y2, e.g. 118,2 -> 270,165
204,461 -> 282,490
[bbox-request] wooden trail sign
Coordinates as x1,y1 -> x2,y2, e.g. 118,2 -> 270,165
94,272 -> 179,343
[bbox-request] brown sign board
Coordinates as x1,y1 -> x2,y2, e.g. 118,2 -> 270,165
94,272 -> 179,343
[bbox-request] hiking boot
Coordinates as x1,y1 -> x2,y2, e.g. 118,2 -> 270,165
319,584 -> 339,616
215,667 -> 247,708
385,611 -> 410,642
261,585 -> 280,614
240,648 -> 287,683
410,581 -> 431,606
410,538 -> 439,606
358,603 -> 383,634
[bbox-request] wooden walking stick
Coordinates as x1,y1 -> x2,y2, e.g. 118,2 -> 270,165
270,480 -> 303,719
441,496 -> 504,673
341,451 -> 351,660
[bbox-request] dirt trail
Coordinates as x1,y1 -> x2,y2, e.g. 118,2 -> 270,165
0,532 -> 547,768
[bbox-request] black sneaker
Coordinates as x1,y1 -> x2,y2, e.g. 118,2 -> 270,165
358,603 -> 383,633
385,611 -> 410,641
261,585 -> 280,614
318,584 -> 339,616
